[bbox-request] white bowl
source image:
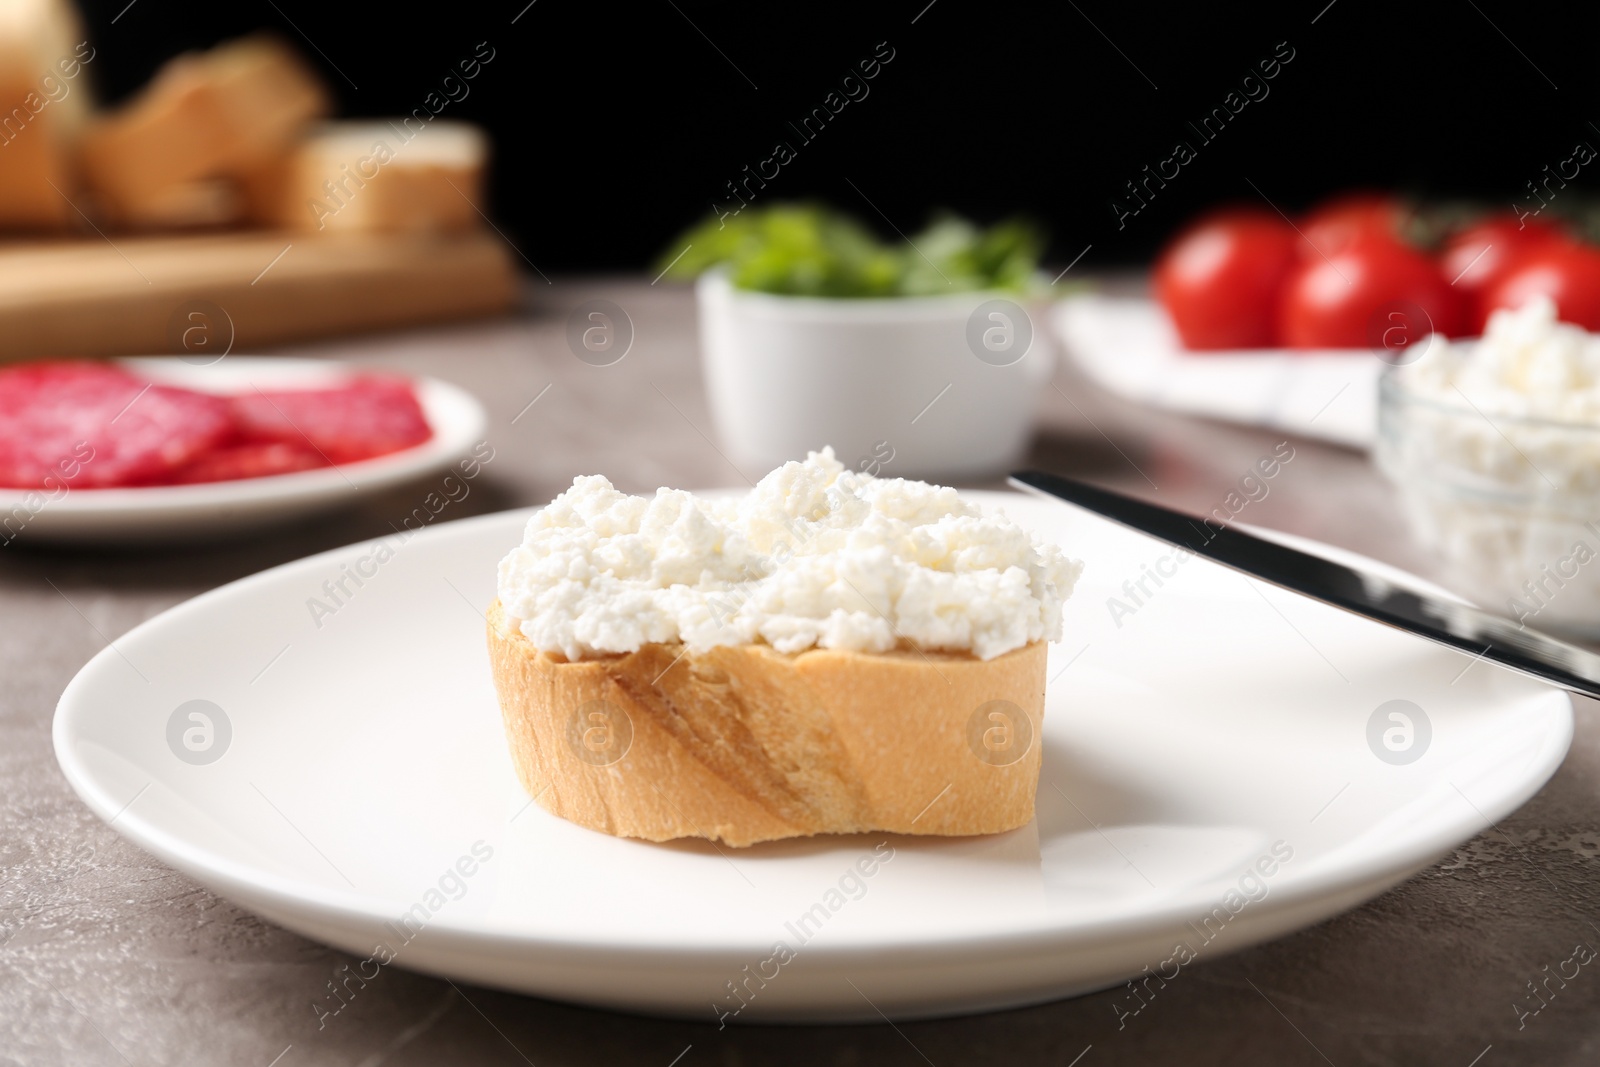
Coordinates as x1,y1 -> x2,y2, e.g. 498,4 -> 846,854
697,272 -> 1052,481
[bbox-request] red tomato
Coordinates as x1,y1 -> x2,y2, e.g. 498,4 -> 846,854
1482,239 -> 1600,331
1298,192 -> 1405,259
1155,209 -> 1298,349
1279,234 -> 1465,350
1441,215 -> 1565,332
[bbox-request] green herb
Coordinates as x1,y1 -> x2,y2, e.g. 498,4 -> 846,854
655,203 -> 1045,297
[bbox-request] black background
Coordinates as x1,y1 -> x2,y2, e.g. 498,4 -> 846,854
76,0 -> 1600,273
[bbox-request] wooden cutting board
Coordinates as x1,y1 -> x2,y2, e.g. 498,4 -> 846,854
0,229 -> 519,359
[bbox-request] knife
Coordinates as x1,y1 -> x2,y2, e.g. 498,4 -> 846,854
1008,470 -> 1600,700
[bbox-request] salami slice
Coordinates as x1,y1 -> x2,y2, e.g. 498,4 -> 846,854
229,377 -> 433,464
0,362 -> 235,488
162,441 -> 328,485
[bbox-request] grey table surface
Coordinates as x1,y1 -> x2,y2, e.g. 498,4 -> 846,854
3,277 -> 1597,1067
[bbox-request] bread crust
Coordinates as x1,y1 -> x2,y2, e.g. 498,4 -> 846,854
0,0 -> 92,230
486,599 -> 1047,847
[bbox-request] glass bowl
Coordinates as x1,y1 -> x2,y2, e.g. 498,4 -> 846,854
1375,368 -> 1600,637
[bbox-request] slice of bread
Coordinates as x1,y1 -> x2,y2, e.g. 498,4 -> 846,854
487,599 -> 1048,847
80,35 -> 328,228
246,120 -> 486,233
0,0 -> 93,230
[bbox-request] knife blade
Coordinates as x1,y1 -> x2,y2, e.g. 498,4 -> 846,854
1009,469 -> 1600,700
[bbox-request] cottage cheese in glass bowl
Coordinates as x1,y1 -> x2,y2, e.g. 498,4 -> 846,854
1377,298 -> 1600,635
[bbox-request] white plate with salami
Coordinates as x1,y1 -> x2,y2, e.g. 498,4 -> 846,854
0,357 -> 487,545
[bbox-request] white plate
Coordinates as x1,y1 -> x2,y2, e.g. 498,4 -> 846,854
1,357 -> 487,544
53,492 -> 1571,1021
1054,296 -> 1382,449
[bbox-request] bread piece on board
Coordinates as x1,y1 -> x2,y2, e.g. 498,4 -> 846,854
487,599 -> 1049,848
0,0 -> 93,230
247,120 -> 486,234
80,35 -> 328,227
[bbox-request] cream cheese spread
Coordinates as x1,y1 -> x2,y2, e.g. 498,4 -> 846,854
1401,296 -> 1600,425
496,448 -> 1082,661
